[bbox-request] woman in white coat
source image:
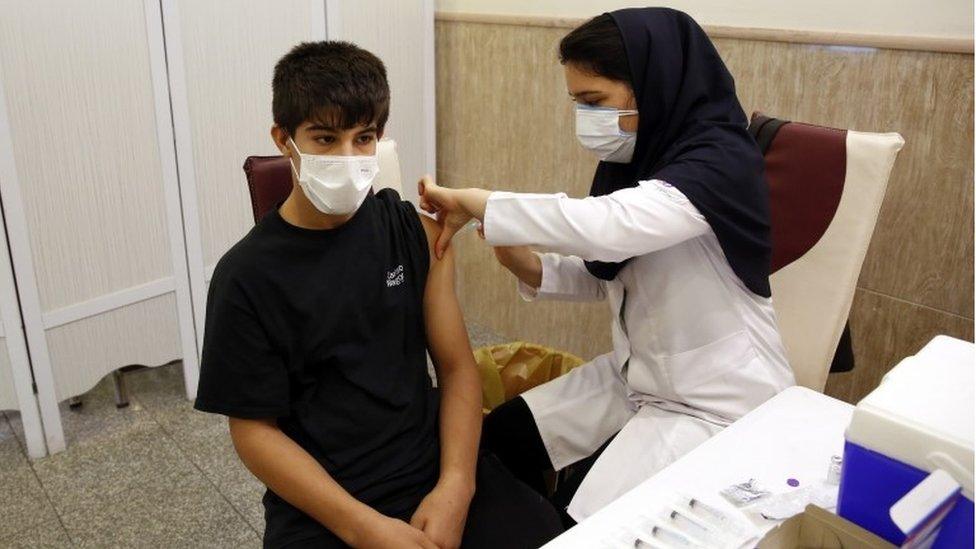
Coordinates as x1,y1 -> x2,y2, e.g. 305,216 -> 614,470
420,8 -> 795,525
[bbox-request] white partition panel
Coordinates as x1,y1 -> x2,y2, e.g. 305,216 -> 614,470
0,343 -> 14,410
0,159 -> 45,457
0,0 -> 199,452
162,0 -> 328,361
0,194 -> 46,457
325,0 -> 437,203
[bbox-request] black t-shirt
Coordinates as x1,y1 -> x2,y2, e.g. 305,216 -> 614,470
194,190 -> 439,546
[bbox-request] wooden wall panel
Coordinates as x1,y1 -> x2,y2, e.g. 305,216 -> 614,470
825,288 -> 974,403
437,22 -> 612,360
714,40 -> 974,318
437,20 -> 974,399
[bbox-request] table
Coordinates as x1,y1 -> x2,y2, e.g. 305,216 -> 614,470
544,386 -> 855,547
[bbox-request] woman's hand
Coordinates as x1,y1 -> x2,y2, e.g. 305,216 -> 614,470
418,176 -> 492,259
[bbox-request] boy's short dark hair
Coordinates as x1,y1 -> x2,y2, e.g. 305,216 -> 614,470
273,41 -> 390,136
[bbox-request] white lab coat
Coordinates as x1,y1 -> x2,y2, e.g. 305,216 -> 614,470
482,180 -> 795,521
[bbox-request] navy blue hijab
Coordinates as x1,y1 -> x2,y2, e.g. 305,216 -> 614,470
584,8 -> 772,297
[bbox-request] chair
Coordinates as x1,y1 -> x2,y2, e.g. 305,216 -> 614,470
243,138 -> 404,222
752,113 -> 904,391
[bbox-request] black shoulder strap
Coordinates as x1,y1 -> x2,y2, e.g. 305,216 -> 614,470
755,117 -> 789,155
748,113 -> 772,140
748,113 -> 790,155
831,324 -> 855,374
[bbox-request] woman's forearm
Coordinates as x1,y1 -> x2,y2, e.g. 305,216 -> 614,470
496,247 -> 543,289
457,188 -> 493,222
455,187 -> 544,288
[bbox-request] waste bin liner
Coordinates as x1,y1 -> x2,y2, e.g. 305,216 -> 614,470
474,342 -> 584,414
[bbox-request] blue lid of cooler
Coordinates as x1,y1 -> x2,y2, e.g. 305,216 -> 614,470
845,336 -> 974,497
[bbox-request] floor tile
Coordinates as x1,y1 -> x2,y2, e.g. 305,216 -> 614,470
0,412 -> 27,470
206,455 -> 266,536
151,399 -> 225,444
60,468 -> 259,549
236,497 -> 266,540
32,421 -> 196,516
0,519 -> 72,548
57,375 -> 157,449
3,409 -> 28,454
155,405 -> 266,535
7,376 -> 157,455
0,466 -> 60,539
124,362 -> 190,414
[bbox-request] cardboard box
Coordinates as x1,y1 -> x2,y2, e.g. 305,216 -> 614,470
758,505 -> 895,548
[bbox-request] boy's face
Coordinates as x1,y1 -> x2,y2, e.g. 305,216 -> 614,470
272,119 -> 383,166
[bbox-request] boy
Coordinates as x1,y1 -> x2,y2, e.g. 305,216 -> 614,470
194,41 -> 562,548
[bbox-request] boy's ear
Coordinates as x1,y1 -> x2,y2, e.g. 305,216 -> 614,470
270,125 -> 291,156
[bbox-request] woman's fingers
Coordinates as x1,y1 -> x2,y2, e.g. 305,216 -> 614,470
417,176 -> 435,213
419,175 -> 471,258
419,197 -> 437,215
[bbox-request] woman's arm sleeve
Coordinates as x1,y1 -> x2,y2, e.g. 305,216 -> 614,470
483,180 -> 710,263
517,252 -> 607,302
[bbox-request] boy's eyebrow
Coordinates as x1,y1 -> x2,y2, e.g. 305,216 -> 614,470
305,124 -> 379,133
306,123 -> 339,132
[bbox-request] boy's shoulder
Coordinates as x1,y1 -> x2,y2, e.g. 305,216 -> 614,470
373,188 -> 437,256
209,223 -> 273,290
373,187 -> 413,219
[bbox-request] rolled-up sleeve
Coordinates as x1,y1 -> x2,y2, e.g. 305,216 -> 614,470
517,252 -> 606,302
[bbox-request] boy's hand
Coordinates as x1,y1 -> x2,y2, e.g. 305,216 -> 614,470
353,515 -> 439,549
409,479 -> 474,549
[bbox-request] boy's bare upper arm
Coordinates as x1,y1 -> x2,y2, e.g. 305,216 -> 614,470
419,214 -> 454,285
228,416 -> 276,441
418,213 -> 474,374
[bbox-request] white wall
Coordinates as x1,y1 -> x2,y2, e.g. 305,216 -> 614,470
327,0 -> 436,203
436,0 -> 973,41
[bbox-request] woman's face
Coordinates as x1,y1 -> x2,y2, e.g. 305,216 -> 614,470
564,62 -> 639,133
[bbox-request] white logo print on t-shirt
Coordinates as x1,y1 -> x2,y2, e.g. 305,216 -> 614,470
386,264 -> 405,287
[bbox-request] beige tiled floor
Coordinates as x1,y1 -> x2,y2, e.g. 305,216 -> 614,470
0,324 -> 508,548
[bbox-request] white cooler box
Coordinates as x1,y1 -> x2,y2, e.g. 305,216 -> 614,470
838,335 -> 974,547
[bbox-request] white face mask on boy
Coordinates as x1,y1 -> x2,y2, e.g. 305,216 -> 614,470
575,105 -> 639,163
288,138 -> 380,215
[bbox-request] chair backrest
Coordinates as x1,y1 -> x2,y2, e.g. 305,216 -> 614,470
756,113 -> 904,391
243,138 -> 404,223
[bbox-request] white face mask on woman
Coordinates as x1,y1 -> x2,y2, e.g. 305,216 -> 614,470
575,105 -> 638,163
288,138 -> 380,215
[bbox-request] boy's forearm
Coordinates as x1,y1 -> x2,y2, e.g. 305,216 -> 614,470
434,364 -> 482,493
229,418 -> 380,545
